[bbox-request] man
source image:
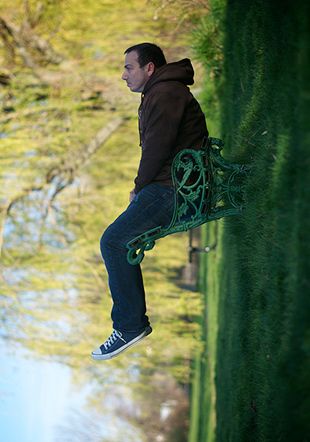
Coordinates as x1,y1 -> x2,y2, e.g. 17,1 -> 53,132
91,43 -> 208,360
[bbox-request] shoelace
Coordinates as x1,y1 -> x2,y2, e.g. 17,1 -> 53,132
103,330 -> 126,350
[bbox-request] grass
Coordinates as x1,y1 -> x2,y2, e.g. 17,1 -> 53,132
190,0 -> 310,441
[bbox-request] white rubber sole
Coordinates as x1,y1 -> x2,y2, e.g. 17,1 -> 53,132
91,327 -> 152,360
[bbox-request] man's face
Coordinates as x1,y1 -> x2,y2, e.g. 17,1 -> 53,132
121,50 -> 154,93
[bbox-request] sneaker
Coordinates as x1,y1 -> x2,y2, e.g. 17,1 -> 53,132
91,325 -> 152,360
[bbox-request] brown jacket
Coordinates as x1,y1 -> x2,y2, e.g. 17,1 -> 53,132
134,58 -> 208,193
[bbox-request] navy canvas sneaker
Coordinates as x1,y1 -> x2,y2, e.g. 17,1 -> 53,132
91,325 -> 152,360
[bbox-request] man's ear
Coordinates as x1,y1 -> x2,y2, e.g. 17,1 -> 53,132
146,62 -> 155,77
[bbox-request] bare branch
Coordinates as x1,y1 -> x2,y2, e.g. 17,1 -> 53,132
23,0 -> 45,29
0,15 -> 63,82
0,117 -> 124,256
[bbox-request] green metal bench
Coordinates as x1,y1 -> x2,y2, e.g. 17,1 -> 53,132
126,137 -> 251,265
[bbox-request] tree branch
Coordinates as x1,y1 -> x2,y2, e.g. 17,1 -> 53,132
0,117 -> 124,256
0,16 -> 62,82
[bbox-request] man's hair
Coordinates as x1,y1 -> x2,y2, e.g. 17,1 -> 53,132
124,43 -> 166,68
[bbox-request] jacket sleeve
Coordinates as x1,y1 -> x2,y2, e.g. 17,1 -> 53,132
134,89 -> 187,193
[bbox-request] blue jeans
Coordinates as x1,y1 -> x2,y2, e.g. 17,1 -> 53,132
100,183 -> 175,333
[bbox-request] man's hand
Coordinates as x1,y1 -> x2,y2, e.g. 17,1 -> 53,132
129,189 -> 136,202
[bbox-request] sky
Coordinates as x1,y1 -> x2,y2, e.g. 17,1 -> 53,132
0,340 -> 144,442
0,342 -> 73,442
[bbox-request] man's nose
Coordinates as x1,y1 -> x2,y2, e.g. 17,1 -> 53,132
121,71 -> 128,80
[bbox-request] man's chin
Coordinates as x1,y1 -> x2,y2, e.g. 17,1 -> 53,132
129,86 -> 140,93
127,84 -> 142,93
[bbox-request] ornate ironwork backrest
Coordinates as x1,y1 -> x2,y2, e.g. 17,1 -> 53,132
205,137 -> 250,220
126,137 -> 250,265
167,145 -> 210,228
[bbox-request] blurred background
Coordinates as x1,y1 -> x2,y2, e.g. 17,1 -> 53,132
0,1 -> 209,441
1,1 -> 309,441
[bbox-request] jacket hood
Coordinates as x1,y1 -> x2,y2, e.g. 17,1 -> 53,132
143,58 -> 194,94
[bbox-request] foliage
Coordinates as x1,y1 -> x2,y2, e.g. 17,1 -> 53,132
190,0 -> 225,135
150,0 -> 210,24
0,1 -> 210,440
